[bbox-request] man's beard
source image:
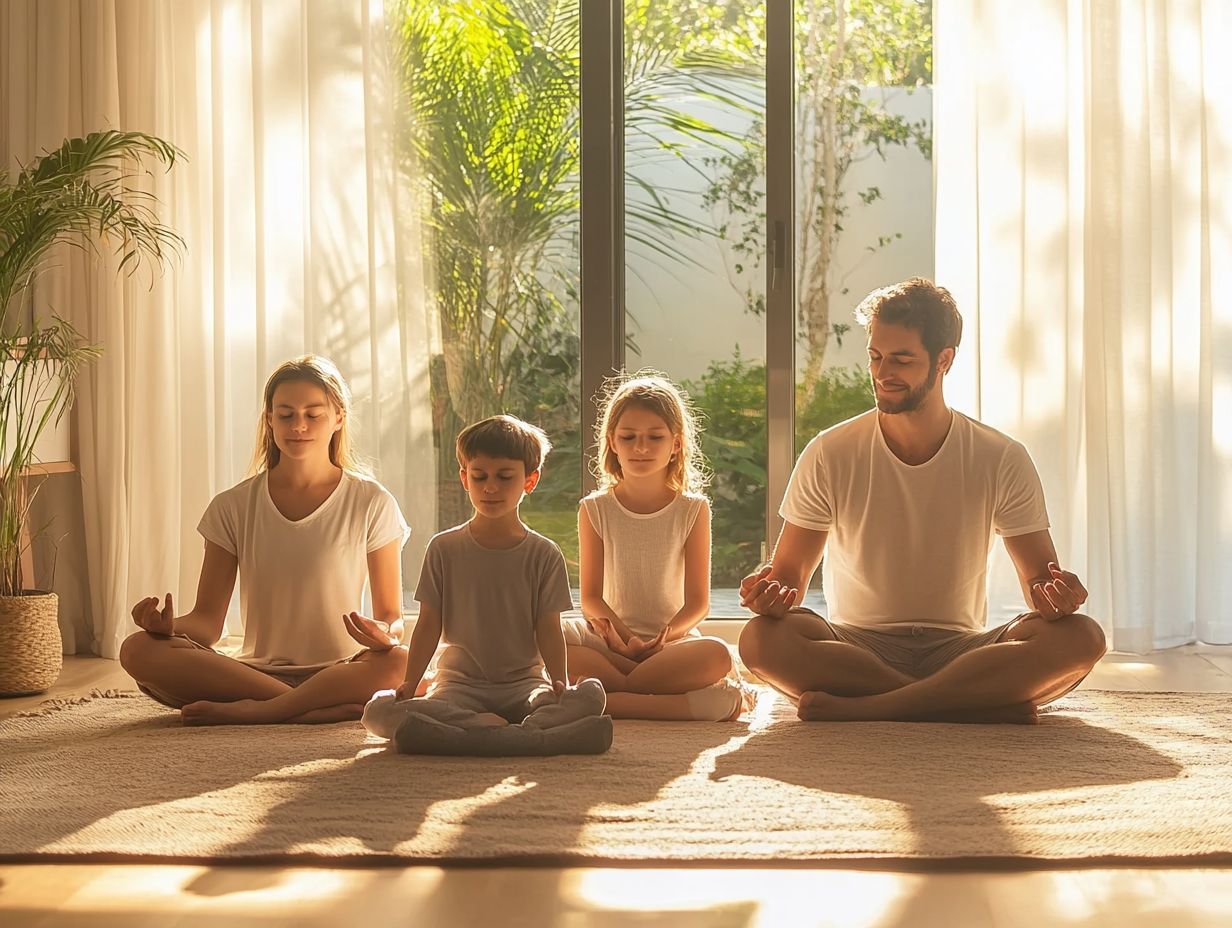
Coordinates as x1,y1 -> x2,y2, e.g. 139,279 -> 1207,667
875,357 -> 939,415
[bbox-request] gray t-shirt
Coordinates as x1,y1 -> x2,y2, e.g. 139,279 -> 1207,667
416,523 -> 574,684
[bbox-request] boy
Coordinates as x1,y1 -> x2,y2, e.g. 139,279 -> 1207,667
363,415 -> 611,755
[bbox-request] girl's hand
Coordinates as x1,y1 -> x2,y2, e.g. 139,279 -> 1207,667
592,616 -> 641,660
586,615 -> 622,641
343,611 -> 397,650
592,616 -> 667,662
626,626 -> 669,662
131,593 -> 176,637
588,615 -> 624,648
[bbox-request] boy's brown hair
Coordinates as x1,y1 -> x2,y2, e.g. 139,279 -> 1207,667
456,414 -> 552,474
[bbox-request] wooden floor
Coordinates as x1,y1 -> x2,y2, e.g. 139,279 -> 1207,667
3,646 -> 1232,927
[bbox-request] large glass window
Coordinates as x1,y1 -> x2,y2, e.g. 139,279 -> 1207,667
792,0 -> 934,457
622,2 -> 766,610
390,0 -> 934,610
390,0 -> 583,584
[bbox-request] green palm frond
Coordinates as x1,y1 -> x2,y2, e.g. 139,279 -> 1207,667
0,130 -> 184,329
1,129 -> 182,596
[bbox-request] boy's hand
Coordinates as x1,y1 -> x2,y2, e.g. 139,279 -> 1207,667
131,593 -> 176,637
343,611 -> 397,650
394,681 -> 419,701
551,678 -> 567,698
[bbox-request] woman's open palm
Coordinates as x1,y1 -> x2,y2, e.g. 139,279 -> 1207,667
343,611 -> 397,650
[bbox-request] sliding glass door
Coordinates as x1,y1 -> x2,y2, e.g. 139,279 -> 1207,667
391,0 -> 932,608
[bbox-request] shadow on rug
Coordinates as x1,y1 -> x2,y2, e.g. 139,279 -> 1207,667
0,688 -> 1229,867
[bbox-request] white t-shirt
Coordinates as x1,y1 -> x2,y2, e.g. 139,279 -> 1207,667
581,489 -> 708,637
780,409 -> 1048,632
416,523 -> 574,685
197,470 -> 410,671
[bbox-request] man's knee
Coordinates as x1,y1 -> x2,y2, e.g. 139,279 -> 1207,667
738,615 -> 781,673
1062,613 -> 1107,667
1022,612 -> 1106,673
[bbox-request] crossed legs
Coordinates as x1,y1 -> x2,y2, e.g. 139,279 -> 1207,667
739,610 -> 1106,723
567,637 -> 742,720
119,631 -> 408,725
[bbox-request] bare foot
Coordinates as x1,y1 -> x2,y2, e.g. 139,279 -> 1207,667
796,690 -> 863,721
181,698 -> 273,726
797,690 -> 1038,724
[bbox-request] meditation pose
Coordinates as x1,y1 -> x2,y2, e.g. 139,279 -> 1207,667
120,355 -> 411,725
362,415 -> 611,755
563,373 -> 749,721
739,278 -> 1107,723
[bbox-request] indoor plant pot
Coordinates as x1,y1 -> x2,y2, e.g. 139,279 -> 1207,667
1,131 -> 182,693
0,590 -> 60,695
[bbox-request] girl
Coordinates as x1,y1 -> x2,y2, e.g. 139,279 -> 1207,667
565,372 -> 748,720
120,355 -> 413,725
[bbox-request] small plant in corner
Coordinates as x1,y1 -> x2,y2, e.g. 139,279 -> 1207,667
0,130 -> 182,694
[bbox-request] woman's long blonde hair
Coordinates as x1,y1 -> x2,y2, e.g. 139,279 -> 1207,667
593,370 -> 708,494
249,355 -> 368,475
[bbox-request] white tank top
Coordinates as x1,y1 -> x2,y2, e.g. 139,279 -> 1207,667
581,489 -> 708,637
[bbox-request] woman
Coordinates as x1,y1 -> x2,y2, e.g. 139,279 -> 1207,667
120,355 -> 412,724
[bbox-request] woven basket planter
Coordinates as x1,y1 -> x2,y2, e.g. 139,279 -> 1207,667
0,591 -> 62,697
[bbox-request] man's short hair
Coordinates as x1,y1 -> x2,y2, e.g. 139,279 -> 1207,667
456,414 -> 552,474
854,277 -> 963,360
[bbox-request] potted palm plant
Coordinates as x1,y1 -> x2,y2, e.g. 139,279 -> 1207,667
0,130 -> 182,695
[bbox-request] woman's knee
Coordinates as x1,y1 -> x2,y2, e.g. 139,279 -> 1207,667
361,645 -> 409,688
118,630 -> 166,675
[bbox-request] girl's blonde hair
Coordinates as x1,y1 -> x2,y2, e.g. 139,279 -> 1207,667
593,370 -> 708,494
249,355 -> 368,475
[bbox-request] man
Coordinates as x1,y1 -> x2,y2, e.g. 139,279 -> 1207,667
739,278 -> 1106,723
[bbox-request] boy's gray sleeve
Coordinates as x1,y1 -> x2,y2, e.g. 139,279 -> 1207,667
538,543 -> 575,616
414,537 -> 445,609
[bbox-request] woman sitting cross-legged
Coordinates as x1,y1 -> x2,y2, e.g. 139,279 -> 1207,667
119,355 -> 413,725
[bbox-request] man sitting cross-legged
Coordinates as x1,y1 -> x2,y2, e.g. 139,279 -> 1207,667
738,278 -> 1107,724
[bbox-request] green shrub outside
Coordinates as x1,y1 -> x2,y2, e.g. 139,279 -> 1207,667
685,352 -> 873,586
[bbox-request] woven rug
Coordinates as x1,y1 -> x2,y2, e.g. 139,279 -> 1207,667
1,688 -> 1229,867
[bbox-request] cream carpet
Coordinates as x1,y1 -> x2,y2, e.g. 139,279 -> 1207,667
1,688 -> 1229,867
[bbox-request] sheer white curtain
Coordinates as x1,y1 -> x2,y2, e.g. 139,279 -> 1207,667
935,0 -> 1231,651
1,0 -> 435,658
